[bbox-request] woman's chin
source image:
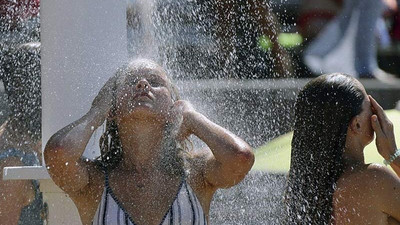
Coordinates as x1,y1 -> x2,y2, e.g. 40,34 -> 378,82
129,102 -> 153,112
118,106 -> 162,122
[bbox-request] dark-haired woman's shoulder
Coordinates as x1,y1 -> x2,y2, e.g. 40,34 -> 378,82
364,163 -> 400,188
345,163 -> 400,195
364,163 -> 400,192
334,163 -> 400,224
365,163 -> 400,222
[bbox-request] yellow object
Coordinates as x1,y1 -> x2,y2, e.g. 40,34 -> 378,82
258,33 -> 303,50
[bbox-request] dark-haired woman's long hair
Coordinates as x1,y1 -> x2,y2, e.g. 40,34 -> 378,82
97,67 -> 186,177
285,73 -> 365,224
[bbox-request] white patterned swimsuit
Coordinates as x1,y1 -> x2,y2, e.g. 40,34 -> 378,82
92,173 -> 207,225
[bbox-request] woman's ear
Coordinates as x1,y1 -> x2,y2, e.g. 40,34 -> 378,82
349,116 -> 362,134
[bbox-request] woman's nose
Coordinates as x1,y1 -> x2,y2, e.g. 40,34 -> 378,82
136,79 -> 150,90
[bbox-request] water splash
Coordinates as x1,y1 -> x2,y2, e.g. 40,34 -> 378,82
127,0 -> 158,59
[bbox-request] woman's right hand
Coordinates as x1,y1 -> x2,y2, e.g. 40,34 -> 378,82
90,75 -> 117,121
369,95 -> 398,161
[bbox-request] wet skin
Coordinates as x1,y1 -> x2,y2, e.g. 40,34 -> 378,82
44,60 -> 254,225
0,121 -> 41,225
331,84 -> 400,224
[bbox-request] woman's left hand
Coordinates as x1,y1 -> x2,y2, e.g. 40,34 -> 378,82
170,100 -> 197,140
170,100 -> 254,189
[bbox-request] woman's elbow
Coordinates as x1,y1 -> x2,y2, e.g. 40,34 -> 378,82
235,145 -> 255,173
226,147 -> 254,187
44,136 -> 66,167
44,144 -> 59,169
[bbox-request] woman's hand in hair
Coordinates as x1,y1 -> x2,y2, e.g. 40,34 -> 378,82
170,100 -> 197,141
45,78 -> 119,193
171,100 -> 254,188
369,96 -> 397,160
90,76 -> 117,125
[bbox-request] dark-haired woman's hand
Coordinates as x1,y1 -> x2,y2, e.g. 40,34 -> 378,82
369,96 -> 398,160
171,100 -> 197,141
90,76 -> 117,125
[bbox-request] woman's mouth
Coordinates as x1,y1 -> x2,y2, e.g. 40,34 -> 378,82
133,92 -> 153,101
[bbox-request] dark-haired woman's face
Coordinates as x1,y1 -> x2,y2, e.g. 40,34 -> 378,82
115,68 -> 174,122
356,92 -> 374,147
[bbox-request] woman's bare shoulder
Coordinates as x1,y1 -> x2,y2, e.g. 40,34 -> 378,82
340,163 -> 399,194
185,148 -> 210,165
334,163 -> 397,211
68,160 -> 105,198
337,164 -> 389,190
185,148 -> 215,190
67,161 -> 105,222
365,163 -> 400,189
365,163 -> 397,181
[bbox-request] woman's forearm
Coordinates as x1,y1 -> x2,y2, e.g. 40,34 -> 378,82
45,108 -> 105,162
44,108 -> 107,192
391,157 -> 400,177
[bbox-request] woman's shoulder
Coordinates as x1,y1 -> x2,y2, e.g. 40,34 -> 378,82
335,163 -> 397,209
338,164 -> 387,188
68,160 -> 105,198
184,148 -> 211,169
364,163 -> 397,181
341,163 -> 398,192
184,148 -> 214,189
365,163 -> 399,186
67,161 -> 105,219
85,160 -> 106,188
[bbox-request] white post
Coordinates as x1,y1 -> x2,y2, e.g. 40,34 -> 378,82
39,0 -> 127,224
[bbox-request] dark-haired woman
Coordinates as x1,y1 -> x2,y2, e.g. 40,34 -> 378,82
286,73 -> 400,224
44,59 -> 254,225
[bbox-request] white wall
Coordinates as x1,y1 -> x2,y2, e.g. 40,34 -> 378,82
41,0 -> 128,154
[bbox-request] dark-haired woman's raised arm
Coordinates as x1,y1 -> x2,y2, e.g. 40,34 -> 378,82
368,96 -> 400,221
370,96 -> 400,177
44,77 -> 115,193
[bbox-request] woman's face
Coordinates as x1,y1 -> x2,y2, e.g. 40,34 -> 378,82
355,89 -> 374,147
115,64 -> 174,122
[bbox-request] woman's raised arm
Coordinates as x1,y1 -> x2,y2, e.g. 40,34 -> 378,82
369,96 -> 400,221
44,77 -> 115,193
370,96 -> 400,176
